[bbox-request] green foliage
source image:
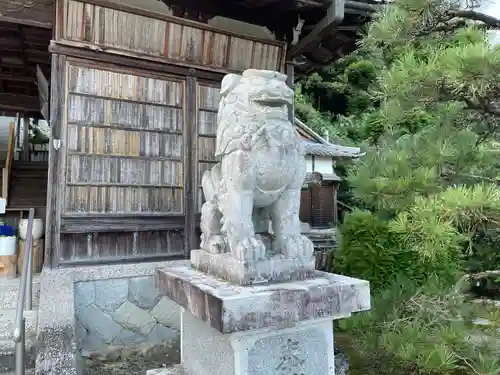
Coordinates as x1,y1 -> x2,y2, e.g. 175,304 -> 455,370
295,52 -> 380,141
301,0 -> 500,372
344,60 -> 377,89
336,210 -> 427,291
294,83 -> 339,137
393,184 -> 500,255
341,278 -> 500,375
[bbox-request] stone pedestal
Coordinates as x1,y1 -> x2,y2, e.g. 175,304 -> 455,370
151,68 -> 370,375
190,249 -> 316,285
154,265 -> 370,375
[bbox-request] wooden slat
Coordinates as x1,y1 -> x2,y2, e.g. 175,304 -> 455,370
65,125 -> 183,157
60,214 -> 185,233
59,230 -> 185,262
66,155 -> 182,185
57,0 -> 285,74
67,66 -> 184,104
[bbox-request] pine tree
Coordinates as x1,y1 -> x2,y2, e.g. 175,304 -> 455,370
323,0 -> 500,288
325,3 -> 500,374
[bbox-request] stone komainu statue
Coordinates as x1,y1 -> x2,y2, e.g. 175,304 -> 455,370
200,69 -> 314,265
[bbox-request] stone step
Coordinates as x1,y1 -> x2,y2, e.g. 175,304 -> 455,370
0,309 -> 38,355
0,277 -> 40,310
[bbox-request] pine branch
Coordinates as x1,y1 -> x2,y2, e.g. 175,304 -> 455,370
449,10 -> 500,29
416,11 -> 500,39
456,173 -> 500,184
454,270 -> 500,293
360,1 -> 500,31
429,80 -> 500,143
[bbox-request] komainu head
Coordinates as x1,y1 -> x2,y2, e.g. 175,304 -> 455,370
215,69 -> 295,157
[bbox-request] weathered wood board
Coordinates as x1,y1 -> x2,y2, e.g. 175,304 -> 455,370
56,0 -> 286,74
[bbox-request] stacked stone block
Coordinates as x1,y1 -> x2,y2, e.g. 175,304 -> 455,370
74,276 -> 180,351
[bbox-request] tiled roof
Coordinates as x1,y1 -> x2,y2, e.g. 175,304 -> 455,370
303,140 -> 363,158
295,118 -> 363,158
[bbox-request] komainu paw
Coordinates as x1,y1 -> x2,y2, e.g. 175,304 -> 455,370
233,235 -> 267,263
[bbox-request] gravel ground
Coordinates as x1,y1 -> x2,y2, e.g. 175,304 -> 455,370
81,337 -> 349,375
82,340 -> 180,375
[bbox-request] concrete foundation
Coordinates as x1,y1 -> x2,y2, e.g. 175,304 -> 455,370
34,260 -> 187,375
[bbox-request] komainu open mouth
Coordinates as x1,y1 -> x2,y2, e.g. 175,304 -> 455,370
252,94 -> 292,106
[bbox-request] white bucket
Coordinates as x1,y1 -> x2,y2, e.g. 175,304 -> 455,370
0,236 -> 16,256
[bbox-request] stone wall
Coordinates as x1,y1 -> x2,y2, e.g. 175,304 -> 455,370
74,276 -> 180,351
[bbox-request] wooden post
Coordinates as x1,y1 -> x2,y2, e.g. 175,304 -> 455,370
2,122 -> 15,202
17,238 -> 44,274
22,115 -> 29,161
333,183 -> 338,225
45,54 -> 66,269
184,76 -> 197,256
16,114 -> 21,151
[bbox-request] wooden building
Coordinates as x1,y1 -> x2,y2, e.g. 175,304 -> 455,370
0,0 -> 373,269
296,119 -> 362,228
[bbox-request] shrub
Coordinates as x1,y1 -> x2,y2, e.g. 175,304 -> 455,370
335,210 -> 427,291
340,278 -> 500,375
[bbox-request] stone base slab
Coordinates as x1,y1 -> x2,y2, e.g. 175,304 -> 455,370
156,265 -> 370,334
190,249 -> 315,285
147,365 -> 185,375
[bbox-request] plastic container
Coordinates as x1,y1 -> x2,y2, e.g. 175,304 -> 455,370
0,225 -> 16,237
0,236 -> 17,256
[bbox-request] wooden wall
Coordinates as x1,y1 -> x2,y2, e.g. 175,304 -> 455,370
47,58 -> 226,266
47,0 -> 287,267
55,0 -> 286,74
50,59 -> 191,265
